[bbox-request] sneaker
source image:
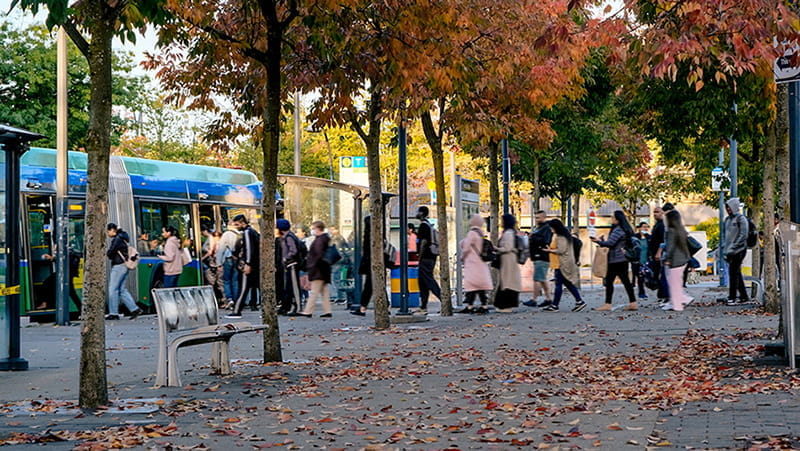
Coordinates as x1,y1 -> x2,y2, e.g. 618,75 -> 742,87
474,306 -> 488,314
495,308 -> 513,313
319,313 -> 332,318
290,312 -> 312,318
457,307 -> 474,314
350,310 -> 366,316
224,313 -> 243,319
725,299 -> 738,306
537,300 -> 553,308
104,314 -> 120,320
129,309 -> 143,320
638,294 -> 648,300
542,304 -> 559,312
522,300 -> 537,307
661,303 -> 674,311
594,304 -> 612,311
571,302 -> 587,312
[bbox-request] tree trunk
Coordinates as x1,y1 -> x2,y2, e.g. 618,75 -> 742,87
572,194 -> 581,234
77,1 -> 118,409
489,141 -> 500,243
763,120 -> 779,313
361,85 -> 390,330
421,108 -> 452,316
259,24 -> 283,363
777,85 -> 791,219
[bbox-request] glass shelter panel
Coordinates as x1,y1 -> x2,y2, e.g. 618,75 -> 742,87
0,150 -> 7,358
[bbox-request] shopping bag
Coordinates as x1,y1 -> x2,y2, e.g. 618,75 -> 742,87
592,246 -> 608,278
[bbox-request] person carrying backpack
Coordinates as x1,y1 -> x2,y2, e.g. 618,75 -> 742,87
226,214 -> 260,318
414,206 -> 442,315
723,198 -> 751,305
216,224 -> 241,309
591,210 -> 638,311
105,223 -> 142,320
276,218 -> 304,315
458,214 -> 493,314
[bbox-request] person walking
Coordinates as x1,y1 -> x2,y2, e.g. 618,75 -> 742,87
542,219 -> 585,312
415,206 -> 441,315
297,221 -> 333,318
216,223 -> 241,309
591,210 -> 638,311
494,214 -> 522,312
159,225 -> 183,289
524,210 -> 553,308
105,223 -> 142,320
276,218 -> 302,315
227,214 -> 260,318
458,214 -> 493,314
649,206 -> 669,304
723,198 -> 751,305
351,216 -> 372,317
632,222 -> 650,301
663,209 -> 692,311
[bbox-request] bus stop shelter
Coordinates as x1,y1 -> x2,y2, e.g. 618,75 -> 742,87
278,175 -> 393,309
1,125 -> 44,371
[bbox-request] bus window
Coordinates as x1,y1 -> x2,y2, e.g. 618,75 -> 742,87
140,202 -> 192,255
199,204 -> 216,232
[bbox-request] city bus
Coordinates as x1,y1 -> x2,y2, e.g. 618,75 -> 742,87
16,147 -> 265,319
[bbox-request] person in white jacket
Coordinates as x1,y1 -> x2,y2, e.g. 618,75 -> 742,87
216,225 -> 241,308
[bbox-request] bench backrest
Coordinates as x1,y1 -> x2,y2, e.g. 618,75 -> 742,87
152,286 -> 218,333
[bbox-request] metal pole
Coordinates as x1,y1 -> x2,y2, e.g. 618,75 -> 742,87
502,139 -> 510,215
785,242 -> 796,369
3,140 -> 28,370
718,148 -> 728,287
454,175 -> 463,307
790,82 -> 800,223
353,199 -> 362,310
293,90 -> 301,175
55,27 -> 70,326
730,102 -> 738,198
397,121 -> 410,315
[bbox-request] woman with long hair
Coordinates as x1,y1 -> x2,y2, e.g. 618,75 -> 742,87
494,214 -> 522,312
663,209 -> 692,311
159,225 -> 183,288
543,219 -> 585,312
591,210 -> 637,311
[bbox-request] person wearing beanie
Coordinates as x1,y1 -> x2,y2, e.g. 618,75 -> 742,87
277,218 -> 305,315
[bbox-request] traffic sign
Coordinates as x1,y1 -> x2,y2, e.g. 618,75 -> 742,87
775,47 -> 800,84
587,209 -> 597,238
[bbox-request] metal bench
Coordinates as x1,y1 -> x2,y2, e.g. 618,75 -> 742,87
744,276 -> 765,306
152,286 -> 268,387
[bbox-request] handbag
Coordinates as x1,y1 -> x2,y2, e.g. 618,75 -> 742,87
687,236 -> 702,256
322,244 -> 342,265
181,247 -> 192,265
592,246 -> 609,278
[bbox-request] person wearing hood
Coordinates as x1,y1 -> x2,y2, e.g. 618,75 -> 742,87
723,198 -> 750,305
276,218 -> 302,315
159,225 -> 184,288
458,214 -> 493,314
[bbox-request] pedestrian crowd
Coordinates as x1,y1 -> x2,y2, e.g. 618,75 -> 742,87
98,196 -> 756,320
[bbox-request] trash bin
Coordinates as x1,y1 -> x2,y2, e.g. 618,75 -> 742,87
390,266 -> 420,308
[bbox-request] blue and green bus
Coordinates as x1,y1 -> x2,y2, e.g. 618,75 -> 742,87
16,147 -> 265,319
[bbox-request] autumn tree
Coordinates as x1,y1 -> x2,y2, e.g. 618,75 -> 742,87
12,0 -> 168,408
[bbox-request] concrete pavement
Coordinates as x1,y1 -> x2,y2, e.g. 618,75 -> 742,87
1,283 -> 798,450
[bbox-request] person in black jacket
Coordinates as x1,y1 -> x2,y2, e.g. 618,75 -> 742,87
105,223 -> 142,320
415,206 -> 441,315
226,214 -> 260,318
351,216 -> 372,316
648,206 -> 670,303
277,218 -> 303,315
296,221 -> 333,318
524,210 -> 553,307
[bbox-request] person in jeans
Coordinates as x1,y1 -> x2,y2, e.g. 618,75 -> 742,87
663,209 -> 692,311
591,210 -> 637,311
297,221 -> 333,318
458,214 -> 492,314
524,210 -> 553,308
632,222 -> 650,300
105,223 -> 142,320
723,197 -> 750,305
415,206 -> 441,315
159,225 -> 183,288
542,219 -> 585,312
216,223 -> 241,309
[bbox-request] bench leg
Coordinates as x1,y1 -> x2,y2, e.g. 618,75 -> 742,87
156,353 -> 168,387
210,339 -> 232,375
167,344 -> 182,387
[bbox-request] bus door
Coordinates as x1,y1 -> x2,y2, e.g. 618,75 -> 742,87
68,200 -> 86,309
23,195 -> 55,314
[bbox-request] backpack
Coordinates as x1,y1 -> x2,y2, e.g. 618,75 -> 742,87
572,235 -> 583,264
746,217 -> 758,248
290,233 -> 309,268
426,221 -> 440,256
472,230 -> 497,263
119,245 -> 139,270
624,234 -> 641,262
687,235 -> 702,256
514,234 -> 528,265
384,241 -> 398,269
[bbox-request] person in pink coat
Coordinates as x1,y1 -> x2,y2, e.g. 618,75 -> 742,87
458,214 -> 494,314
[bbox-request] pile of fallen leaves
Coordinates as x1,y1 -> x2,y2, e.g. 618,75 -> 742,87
0,423 -> 178,449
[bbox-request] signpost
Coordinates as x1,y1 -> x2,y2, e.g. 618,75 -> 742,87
587,208 -> 597,238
